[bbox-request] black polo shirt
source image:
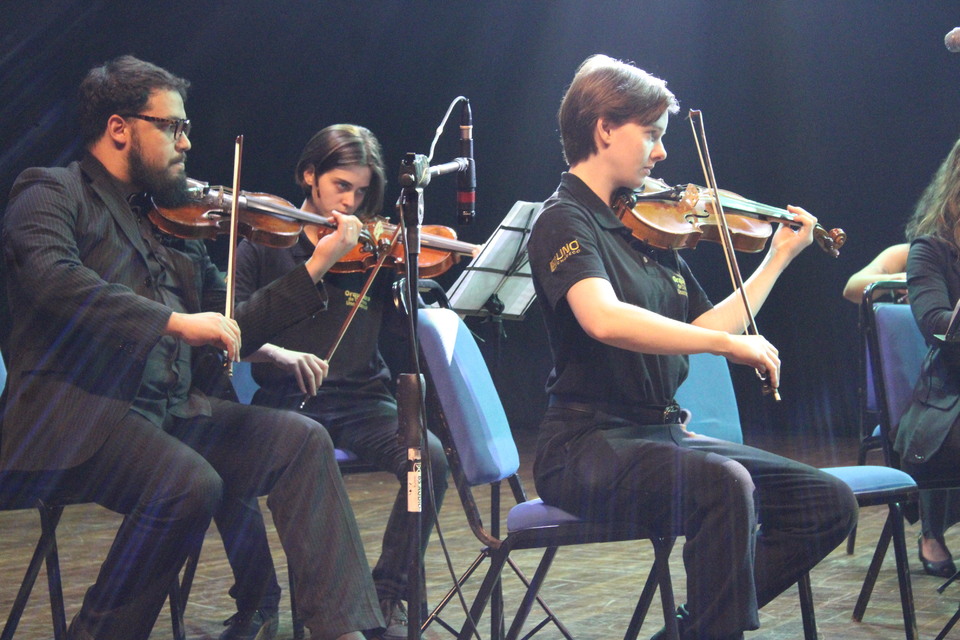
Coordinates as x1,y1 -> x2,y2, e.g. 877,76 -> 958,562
528,172 -> 713,407
234,234 -> 394,394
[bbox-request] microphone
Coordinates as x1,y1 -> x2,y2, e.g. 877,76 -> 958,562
946,27 -> 960,53
457,99 -> 476,224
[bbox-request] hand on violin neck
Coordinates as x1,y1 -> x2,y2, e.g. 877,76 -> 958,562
766,205 -> 817,265
304,210 -> 363,282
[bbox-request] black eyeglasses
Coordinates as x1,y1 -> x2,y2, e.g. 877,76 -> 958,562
122,114 -> 191,141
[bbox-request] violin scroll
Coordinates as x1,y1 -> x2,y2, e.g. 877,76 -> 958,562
814,225 -> 846,258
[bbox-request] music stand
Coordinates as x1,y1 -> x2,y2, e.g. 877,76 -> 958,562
447,200 -> 542,320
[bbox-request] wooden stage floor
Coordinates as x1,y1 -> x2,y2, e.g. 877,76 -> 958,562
2,430 -> 959,640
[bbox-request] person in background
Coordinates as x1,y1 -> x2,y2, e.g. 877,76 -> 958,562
842,243 -> 908,303
891,136 -> 960,580
234,124 -> 448,640
844,241 -> 960,577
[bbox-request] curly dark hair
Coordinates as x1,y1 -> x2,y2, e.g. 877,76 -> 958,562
77,55 -> 189,146
906,137 -> 960,249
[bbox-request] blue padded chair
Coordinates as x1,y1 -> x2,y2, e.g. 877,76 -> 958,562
677,351 -> 919,640
419,307 -> 685,640
856,282 -> 909,468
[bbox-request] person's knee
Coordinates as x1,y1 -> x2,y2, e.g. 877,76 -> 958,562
822,474 -> 859,539
168,461 -> 222,522
294,416 -> 336,460
706,455 -> 756,516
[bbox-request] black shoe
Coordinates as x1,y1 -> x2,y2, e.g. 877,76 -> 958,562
380,599 -> 409,640
219,609 -> 279,640
650,604 -> 689,640
918,536 -> 957,578
649,605 -> 743,640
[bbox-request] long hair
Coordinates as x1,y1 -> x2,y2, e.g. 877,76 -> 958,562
77,55 -> 189,146
558,54 -> 679,166
294,124 -> 386,219
906,137 -> 960,248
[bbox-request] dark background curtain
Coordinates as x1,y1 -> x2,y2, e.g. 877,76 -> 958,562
3,0 -> 959,438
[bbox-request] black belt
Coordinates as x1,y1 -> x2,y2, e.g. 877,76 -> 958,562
548,396 -> 682,425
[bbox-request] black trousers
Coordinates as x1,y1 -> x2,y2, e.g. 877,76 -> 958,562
11,397 -> 382,640
534,408 -> 858,640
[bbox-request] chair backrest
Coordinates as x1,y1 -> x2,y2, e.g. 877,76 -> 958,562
675,352 -> 744,444
418,308 -> 520,487
867,301 -> 928,438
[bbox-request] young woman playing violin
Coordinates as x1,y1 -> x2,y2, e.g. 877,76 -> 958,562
234,124 -> 448,640
526,54 -> 857,640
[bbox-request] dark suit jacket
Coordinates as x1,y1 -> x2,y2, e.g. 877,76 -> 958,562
0,154 -> 324,471
895,235 -> 960,464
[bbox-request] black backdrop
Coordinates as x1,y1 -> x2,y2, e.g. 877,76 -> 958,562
3,0 -> 960,437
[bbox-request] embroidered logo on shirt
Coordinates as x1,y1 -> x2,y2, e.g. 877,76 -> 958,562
672,273 -> 688,296
550,240 -> 581,272
344,290 -> 370,310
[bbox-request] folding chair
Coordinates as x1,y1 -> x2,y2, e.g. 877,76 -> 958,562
419,307 -> 687,640
677,350 -> 919,640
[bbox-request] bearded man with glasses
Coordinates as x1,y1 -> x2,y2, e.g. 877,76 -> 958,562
0,55 -> 384,640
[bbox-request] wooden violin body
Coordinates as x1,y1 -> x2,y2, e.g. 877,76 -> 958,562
613,177 -> 846,257
150,178 -> 341,249
323,215 -> 480,278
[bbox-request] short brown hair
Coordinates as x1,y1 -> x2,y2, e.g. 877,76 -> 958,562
78,55 -> 190,146
295,124 -> 386,219
559,54 -> 678,166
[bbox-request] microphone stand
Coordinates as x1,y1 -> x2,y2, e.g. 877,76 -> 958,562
394,151 -> 472,639
396,152 -> 425,640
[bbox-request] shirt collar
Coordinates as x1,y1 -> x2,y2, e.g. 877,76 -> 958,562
559,172 -> 628,231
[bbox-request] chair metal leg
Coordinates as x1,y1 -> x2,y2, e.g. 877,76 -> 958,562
797,572 -> 818,640
852,502 -> 918,640
457,549 -> 511,640
846,525 -> 858,555
853,508 -> 893,621
1,502 -> 66,640
625,537 -> 677,640
504,546 -> 558,640
41,503 -> 68,640
423,550 -> 489,636
935,604 -> 960,640
290,566 -> 305,640
169,543 -> 200,640
504,556 -> 574,640
887,503 -> 918,640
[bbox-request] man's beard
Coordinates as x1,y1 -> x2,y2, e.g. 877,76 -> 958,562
129,136 -> 189,207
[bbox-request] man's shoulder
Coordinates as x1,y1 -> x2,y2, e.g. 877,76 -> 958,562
9,163 -> 82,199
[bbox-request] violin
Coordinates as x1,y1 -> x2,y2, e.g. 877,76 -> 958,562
613,177 -> 847,257
150,178 -> 360,249
321,215 -> 480,278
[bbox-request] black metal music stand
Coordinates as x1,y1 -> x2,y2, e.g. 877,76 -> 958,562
446,200 -> 542,321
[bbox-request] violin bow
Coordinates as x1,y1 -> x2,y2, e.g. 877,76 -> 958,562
297,224 -> 402,410
687,110 -> 780,401
223,135 -> 244,376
